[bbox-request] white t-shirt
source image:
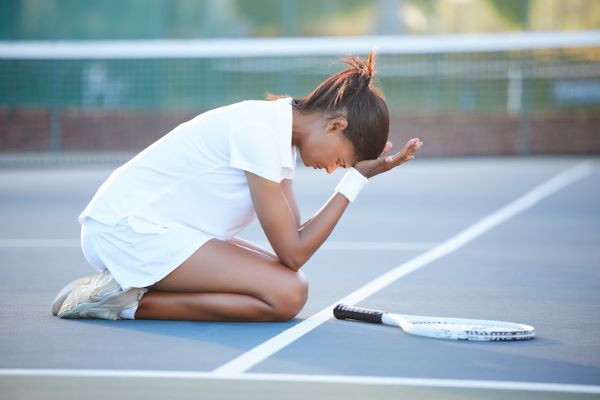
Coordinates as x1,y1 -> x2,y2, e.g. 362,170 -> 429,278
79,97 -> 297,241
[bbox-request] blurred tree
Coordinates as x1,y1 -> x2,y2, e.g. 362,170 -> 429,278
1,0 -> 597,40
485,0 -> 530,28
235,0 -> 369,36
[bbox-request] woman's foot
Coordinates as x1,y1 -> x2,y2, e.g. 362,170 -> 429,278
51,275 -> 95,316
76,288 -> 145,320
57,269 -> 123,319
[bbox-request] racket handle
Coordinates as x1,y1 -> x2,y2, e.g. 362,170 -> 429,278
333,304 -> 384,324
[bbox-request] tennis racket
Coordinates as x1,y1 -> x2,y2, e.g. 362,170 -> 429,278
333,304 -> 535,341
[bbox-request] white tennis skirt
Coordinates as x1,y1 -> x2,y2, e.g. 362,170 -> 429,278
80,216 -> 214,290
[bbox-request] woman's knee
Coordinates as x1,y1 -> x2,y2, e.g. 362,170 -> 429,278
269,270 -> 308,321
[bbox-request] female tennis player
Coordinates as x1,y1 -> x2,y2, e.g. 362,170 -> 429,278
52,51 -> 422,322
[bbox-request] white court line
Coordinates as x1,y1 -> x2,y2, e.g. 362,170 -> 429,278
213,160 -> 593,375
0,239 -> 80,248
1,369 -> 599,394
0,239 -> 436,251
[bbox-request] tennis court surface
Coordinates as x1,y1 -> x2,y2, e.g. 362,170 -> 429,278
1,156 -> 599,399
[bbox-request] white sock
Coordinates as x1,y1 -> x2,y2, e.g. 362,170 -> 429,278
118,305 -> 138,320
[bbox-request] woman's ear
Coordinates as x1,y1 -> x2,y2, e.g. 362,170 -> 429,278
326,116 -> 348,135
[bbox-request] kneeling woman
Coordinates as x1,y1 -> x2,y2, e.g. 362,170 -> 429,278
53,51 -> 422,322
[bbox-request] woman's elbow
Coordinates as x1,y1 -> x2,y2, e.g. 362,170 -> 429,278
280,252 -> 307,272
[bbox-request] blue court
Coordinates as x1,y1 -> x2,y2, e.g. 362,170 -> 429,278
1,156 -> 599,399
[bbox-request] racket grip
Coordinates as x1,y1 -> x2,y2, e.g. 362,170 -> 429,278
333,304 -> 383,324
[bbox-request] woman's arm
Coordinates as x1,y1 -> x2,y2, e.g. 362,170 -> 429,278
247,138 -> 422,271
246,173 -> 348,271
281,179 -> 301,228
227,179 -> 299,260
228,179 -> 300,262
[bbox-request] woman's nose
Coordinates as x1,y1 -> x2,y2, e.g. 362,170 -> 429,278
326,165 -> 337,174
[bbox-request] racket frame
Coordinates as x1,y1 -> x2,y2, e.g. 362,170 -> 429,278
334,304 -> 535,341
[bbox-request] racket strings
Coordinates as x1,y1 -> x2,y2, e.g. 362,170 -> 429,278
402,319 -> 535,341
414,321 -> 532,332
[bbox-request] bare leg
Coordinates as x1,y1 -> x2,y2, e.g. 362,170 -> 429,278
137,292 -> 283,322
135,239 -> 308,322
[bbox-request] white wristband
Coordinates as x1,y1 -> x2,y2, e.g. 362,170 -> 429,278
335,167 -> 368,202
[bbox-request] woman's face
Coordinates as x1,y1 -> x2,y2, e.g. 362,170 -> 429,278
300,116 -> 357,174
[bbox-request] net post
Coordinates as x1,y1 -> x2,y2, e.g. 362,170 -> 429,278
517,0 -> 533,155
49,61 -> 62,152
517,52 -> 533,155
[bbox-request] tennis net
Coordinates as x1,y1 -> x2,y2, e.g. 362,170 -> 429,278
1,31 -> 599,156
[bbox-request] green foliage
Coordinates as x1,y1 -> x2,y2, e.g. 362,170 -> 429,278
485,0 -> 529,27
1,0 -> 597,40
235,0 -> 370,36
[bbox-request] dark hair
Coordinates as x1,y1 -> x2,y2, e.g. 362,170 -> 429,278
268,50 -> 389,162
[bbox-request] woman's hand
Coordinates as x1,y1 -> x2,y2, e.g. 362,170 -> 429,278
354,138 -> 423,179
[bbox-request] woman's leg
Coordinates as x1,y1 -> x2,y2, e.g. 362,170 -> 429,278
135,239 -> 308,322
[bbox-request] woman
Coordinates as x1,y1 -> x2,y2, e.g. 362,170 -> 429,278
53,51 -> 422,322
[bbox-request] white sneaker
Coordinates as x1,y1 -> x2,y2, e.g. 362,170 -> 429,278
78,288 -> 145,320
51,275 -> 94,316
57,269 -> 122,318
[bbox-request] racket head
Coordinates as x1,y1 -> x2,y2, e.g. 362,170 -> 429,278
385,313 -> 536,341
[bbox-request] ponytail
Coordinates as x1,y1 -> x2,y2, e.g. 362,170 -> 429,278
268,50 -> 389,162
333,50 -> 376,107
